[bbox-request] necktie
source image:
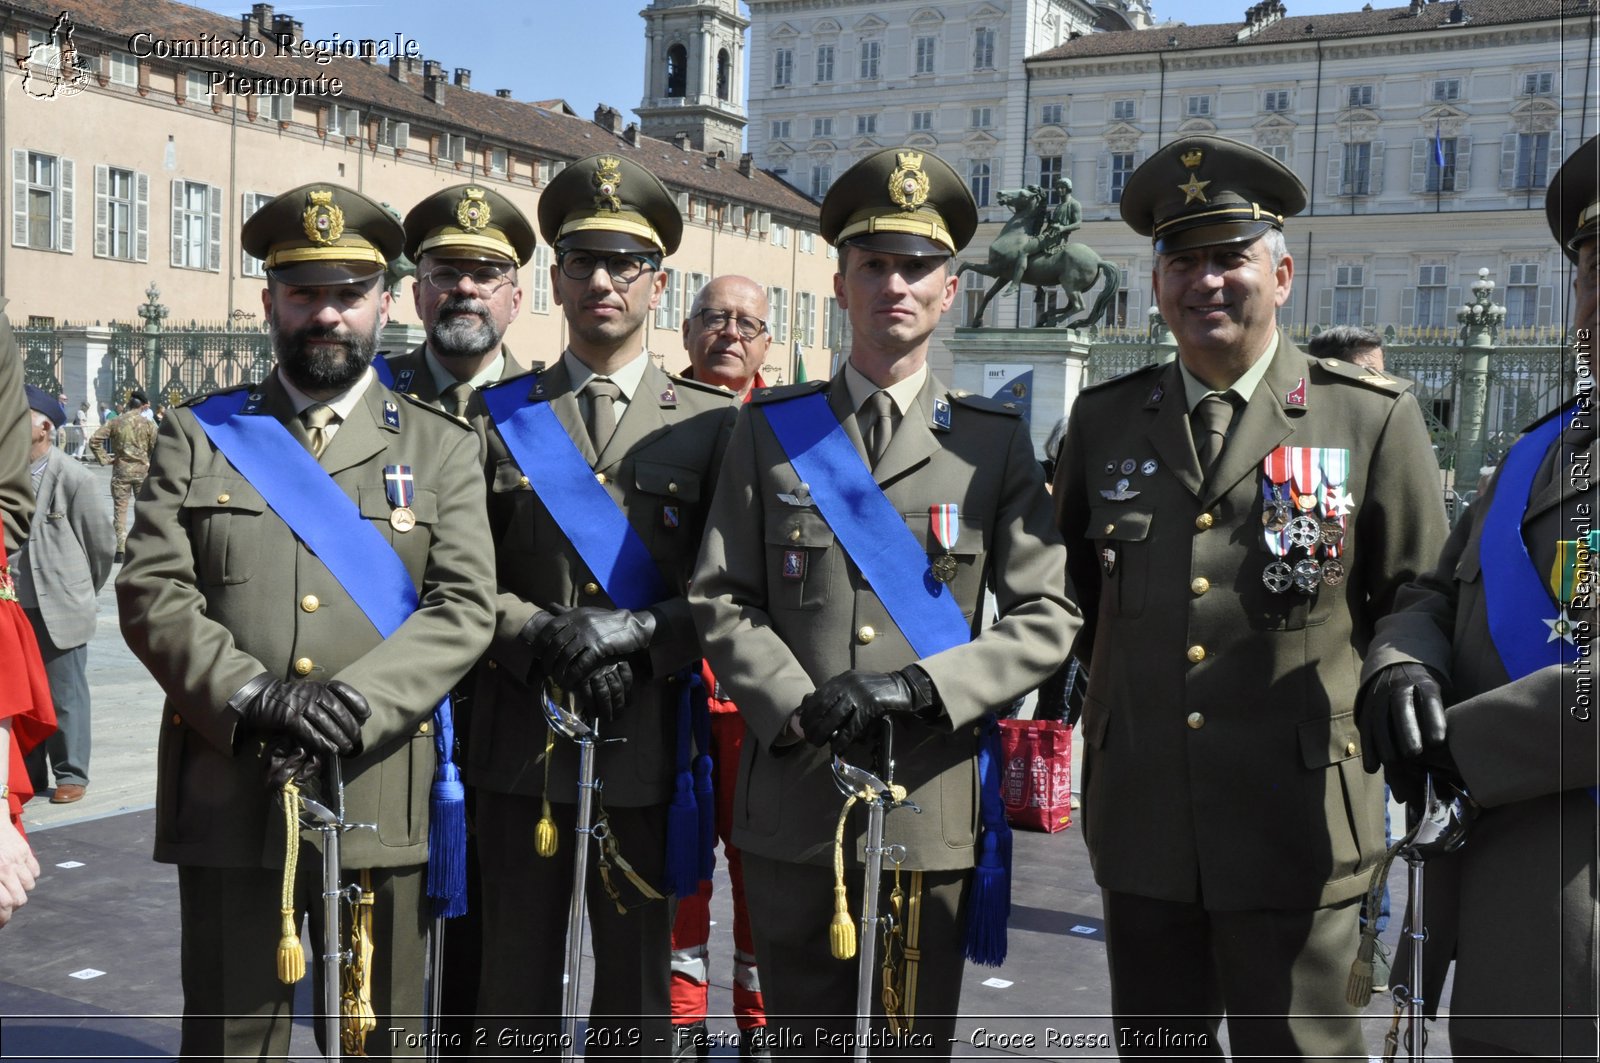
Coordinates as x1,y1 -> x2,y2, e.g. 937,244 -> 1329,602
1191,393 -> 1237,474
442,382 -> 473,421
300,403 -> 337,459
862,390 -> 894,469
585,379 -> 622,455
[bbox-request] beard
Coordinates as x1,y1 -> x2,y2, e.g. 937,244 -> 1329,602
273,316 -> 378,393
429,296 -> 503,359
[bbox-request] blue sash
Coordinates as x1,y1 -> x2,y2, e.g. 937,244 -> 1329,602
190,386 -> 469,916
481,379 -> 669,610
761,389 -> 1011,965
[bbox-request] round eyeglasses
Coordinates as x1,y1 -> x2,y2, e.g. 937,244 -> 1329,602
696,308 -> 767,340
421,265 -> 515,293
557,251 -> 658,285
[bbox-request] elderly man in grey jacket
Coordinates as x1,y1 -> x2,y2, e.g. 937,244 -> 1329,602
15,385 -> 114,804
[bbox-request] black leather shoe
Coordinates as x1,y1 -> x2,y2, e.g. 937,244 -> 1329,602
740,1027 -> 773,1061
673,1022 -> 708,1062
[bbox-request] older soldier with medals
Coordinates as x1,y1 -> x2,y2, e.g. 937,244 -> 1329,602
1051,136 -> 1448,1058
1358,135 -> 1600,1060
116,183 -> 497,1058
469,154 -> 736,1056
690,147 -> 1076,1057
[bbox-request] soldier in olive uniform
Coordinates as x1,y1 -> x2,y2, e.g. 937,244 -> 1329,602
116,183 -> 496,1059
689,147 -> 1077,1057
469,154 -> 736,1056
90,392 -> 159,560
1052,136 -> 1449,1058
0,302 -> 31,555
1358,136 -> 1600,1060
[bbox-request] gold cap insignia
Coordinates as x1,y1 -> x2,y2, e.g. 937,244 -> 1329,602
888,151 -> 930,210
1179,173 -> 1211,205
456,187 -> 491,232
1181,150 -> 1204,169
302,189 -> 345,245
593,156 -> 624,213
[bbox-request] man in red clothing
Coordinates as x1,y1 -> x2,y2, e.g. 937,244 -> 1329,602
672,276 -> 771,1059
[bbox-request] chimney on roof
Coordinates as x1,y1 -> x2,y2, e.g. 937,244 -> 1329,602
593,105 -> 623,134
623,122 -> 640,147
672,132 -> 691,151
453,68 -> 471,89
738,152 -> 753,178
1407,0 -> 1424,14
424,65 -> 446,104
390,56 -> 407,82
250,4 -> 273,36
359,40 -> 377,63
423,59 -> 444,80
705,152 -> 718,170
496,88 -> 513,99
272,14 -> 302,46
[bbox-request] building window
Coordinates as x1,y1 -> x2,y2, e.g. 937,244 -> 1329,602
1110,152 -> 1134,204
1426,137 -> 1460,193
1510,132 -> 1551,190
1341,141 -> 1373,195
327,105 -> 360,138
970,107 -> 992,129
859,40 -> 880,80
1039,155 -> 1063,201
815,44 -> 834,83
774,48 -> 793,88
716,49 -> 731,100
1331,264 -> 1366,325
13,150 -> 73,252
771,222 -> 789,248
1112,99 -> 1136,121
825,297 -> 845,349
914,36 -> 936,75
1265,142 -> 1290,164
664,43 -> 687,98
800,231 -> 814,254
810,163 -> 831,199
771,120 -> 791,141
767,286 -> 789,344
911,110 -> 934,132
1413,263 -> 1449,327
1185,94 -> 1212,118
94,165 -> 147,263
1521,71 -> 1554,96
186,70 -> 212,101
655,268 -> 680,329
973,27 -> 995,70
1505,261 -> 1542,327
1040,103 -> 1063,126
239,191 -> 271,277
967,160 -> 990,208
1431,78 -> 1461,102
1346,84 -> 1374,109
380,118 -> 410,149
1263,90 -> 1289,112
107,50 -> 138,87
812,117 -> 833,138
441,134 -> 466,163
529,244 -> 551,313
489,147 -> 508,176
265,94 -> 294,122
796,290 -> 816,347
170,179 -> 220,272
856,114 -> 878,136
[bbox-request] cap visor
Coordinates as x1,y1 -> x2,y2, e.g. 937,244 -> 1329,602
842,232 -> 953,257
268,262 -> 386,286
1154,220 -> 1273,255
419,244 -> 517,264
556,231 -> 661,255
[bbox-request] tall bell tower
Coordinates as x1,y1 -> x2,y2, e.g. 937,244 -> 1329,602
637,0 -> 748,159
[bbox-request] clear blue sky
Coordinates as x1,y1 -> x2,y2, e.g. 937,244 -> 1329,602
189,0 -> 1363,126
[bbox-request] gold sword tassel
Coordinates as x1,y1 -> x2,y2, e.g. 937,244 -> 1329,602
341,870 -> 376,1056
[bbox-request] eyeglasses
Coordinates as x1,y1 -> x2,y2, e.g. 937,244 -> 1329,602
696,308 -> 767,340
557,251 -> 658,285
422,265 -> 515,293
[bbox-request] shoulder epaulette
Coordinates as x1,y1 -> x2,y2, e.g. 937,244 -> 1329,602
181,382 -> 253,408
1311,356 -> 1414,395
748,379 -> 828,405
1078,360 -> 1163,396
394,389 -> 474,429
949,390 -> 1024,417
482,367 -> 540,393
669,374 -> 740,400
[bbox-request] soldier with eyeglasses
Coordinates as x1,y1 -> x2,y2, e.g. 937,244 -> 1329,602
470,154 -> 737,1057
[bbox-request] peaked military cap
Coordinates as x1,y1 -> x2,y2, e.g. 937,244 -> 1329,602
820,147 -> 977,256
537,153 -> 682,256
405,184 -> 535,265
241,182 -> 404,285
1121,135 -> 1307,254
1547,134 -> 1599,264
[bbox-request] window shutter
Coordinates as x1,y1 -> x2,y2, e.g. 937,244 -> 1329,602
1401,286 -> 1415,325
1327,147 -> 1344,196
1318,287 -> 1333,326
58,157 -> 74,253
1452,137 -> 1471,193
12,150 -> 28,248
207,184 -> 222,271
1369,141 -> 1385,196
1499,133 -> 1517,190
1446,285 -> 1461,321
395,122 -> 409,151
1096,154 -> 1109,203
1362,285 -> 1377,326
170,180 -> 184,266
1549,136 -> 1564,186
1537,284 -> 1554,326
1410,139 -> 1428,194
134,172 -> 149,263
94,163 -> 109,258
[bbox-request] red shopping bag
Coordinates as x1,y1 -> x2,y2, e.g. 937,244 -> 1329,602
998,719 -> 1073,832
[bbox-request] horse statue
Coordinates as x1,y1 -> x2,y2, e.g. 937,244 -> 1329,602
954,185 -> 1120,329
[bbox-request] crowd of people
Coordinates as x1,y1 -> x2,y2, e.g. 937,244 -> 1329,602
0,131 -> 1595,1062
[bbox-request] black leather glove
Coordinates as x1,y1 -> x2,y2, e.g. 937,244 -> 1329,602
798,666 -> 939,755
527,606 -> 657,691
233,674 -> 370,758
263,735 -> 324,791
578,661 -> 633,723
1358,662 -> 1452,777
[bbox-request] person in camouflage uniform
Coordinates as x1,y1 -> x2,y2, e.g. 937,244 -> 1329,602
89,393 -> 158,560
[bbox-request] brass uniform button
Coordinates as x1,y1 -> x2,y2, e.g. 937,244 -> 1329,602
595,472 -> 609,485
293,657 -> 314,676
171,713 -> 182,726
1186,645 -> 1206,663
1190,577 -> 1210,595
300,594 -> 320,613
216,492 -> 231,504
583,582 -> 601,596
486,659 -> 498,670
518,475 -> 530,488
1345,741 -> 1358,757
418,722 -> 431,736
857,625 -> 876,644
1195,513 -> 1215,530
1104,523 -> 1116,535
788,527 -> 802,543
1186,712 -> 1205,729
668,482 -> 679,494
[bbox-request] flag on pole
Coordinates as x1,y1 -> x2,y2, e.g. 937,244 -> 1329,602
793,340 -> 807,382
1434,120 -> 1446,169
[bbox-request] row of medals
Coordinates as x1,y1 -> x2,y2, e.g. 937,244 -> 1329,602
1261,483 -> 1346,595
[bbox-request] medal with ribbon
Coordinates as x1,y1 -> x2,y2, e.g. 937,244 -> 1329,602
1261,448 -> 1293,531
1318,448 -> 1351,586
1546,529 -> 1599,644
930,504 -> 960,585
1290,446 -> 1323,511
383,464 -> 417,533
